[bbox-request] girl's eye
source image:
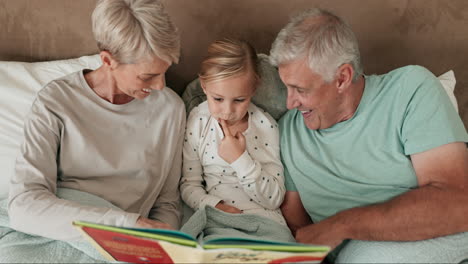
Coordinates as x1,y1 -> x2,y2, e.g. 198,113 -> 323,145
234,99 -> 245,103
213,97 -> 223,102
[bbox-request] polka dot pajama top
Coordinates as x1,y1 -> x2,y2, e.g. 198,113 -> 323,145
180,101 -> 287,225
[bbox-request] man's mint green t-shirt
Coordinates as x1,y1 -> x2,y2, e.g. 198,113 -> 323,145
279,65 -> 468,223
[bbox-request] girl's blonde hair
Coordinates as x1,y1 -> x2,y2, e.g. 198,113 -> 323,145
199,39 -> 259,86
92,0 -> 180,64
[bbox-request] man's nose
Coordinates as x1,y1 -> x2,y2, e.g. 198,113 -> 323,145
286,89 -> 300,109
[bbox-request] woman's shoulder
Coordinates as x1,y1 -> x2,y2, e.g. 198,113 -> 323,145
33,71 -> 84,109
158,87 -> 185,109
38,71 -> 83,96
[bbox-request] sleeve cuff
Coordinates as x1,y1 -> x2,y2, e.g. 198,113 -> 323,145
199,195 -> 223,209
230,151 -> 256,176
123,212 -> 141,227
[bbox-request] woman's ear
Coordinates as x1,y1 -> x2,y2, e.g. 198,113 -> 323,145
100,51 -> 118,70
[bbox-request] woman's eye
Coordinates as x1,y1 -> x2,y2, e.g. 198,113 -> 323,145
139,75 -> 157,82
139,77 -> 151,82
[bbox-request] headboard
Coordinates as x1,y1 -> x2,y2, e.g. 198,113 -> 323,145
1,0 -> 467,128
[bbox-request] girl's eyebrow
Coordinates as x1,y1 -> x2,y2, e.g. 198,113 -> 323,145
211,92 -> 249,98
212,93 -> 224,97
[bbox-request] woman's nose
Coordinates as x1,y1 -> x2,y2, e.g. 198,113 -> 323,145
151,76 -> 165,90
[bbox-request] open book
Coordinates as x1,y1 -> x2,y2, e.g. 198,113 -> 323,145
73,221 -> 330,263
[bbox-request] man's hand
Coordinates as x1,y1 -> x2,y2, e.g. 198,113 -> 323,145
215,201 -> 243,214
135,217 -> 174,230
218,119 -> 246,164
295,219 -> 346,250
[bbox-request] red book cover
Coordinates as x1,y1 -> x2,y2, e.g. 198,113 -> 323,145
82,227 -> 175,264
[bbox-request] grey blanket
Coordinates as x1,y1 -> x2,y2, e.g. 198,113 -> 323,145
0,189 -> 114,263
181,205 -> 295,244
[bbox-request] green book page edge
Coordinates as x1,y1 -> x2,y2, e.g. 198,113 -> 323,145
203,243 -> 330,252
204,237 -> 329,251
205,237 -> 300,245
73,221 -> 198,247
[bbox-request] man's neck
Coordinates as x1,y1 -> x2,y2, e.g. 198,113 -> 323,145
339,75 -> 366,122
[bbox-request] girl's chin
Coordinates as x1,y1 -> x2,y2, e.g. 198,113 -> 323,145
217,118 -> 238,124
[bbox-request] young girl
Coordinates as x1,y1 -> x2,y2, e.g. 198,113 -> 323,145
180,39 -> 288,228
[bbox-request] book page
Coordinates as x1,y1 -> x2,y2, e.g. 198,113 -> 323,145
158,240 -> 205,263
199,248 -> 326,263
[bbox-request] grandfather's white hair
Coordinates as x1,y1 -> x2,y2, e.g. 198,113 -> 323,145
92,0 -> 180,64
270,8 -> 363,82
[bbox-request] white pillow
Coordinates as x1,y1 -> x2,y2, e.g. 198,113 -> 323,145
437,70 -> 458,113
0,55 -> 102,199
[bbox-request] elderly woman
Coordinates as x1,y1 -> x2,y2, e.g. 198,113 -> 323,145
8,0 -> 185,241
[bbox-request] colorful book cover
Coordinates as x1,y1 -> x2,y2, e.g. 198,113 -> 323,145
73,221 -> 329,263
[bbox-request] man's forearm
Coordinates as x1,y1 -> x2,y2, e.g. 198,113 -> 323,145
327,184 -> 468,242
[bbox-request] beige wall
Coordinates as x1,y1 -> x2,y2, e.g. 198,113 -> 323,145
1,0 -> 468,127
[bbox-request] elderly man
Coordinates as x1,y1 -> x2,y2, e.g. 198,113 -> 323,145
271,8 -> 468,263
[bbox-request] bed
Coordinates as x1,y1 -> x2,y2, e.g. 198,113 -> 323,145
1,0 -> 467,262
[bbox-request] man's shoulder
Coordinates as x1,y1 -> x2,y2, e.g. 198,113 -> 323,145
367,65 -> 439,97
385,65 -> 436,82
278,109 -> 308,140
278,109 -> 300,127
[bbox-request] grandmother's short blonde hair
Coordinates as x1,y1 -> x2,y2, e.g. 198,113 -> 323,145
92,0 -> 180,64
199,39 -> 259,85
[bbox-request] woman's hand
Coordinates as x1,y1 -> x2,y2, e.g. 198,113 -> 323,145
135,217 -> 174,230
215,201 -> 243,214
218,119 -> 246,164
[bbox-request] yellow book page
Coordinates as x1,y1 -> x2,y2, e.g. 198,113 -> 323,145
199,248 -> 327,263
157,240 -> 205,263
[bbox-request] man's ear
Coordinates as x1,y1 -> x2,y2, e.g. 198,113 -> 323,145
99,51 -> 118,70
336,63 -> 354,94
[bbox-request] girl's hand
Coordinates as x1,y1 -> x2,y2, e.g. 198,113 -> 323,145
215,201 -> 243,214
218,119 -> 246,164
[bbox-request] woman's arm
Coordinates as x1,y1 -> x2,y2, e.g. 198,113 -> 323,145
148,107 -> 186,229
8,96 -> 139,241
